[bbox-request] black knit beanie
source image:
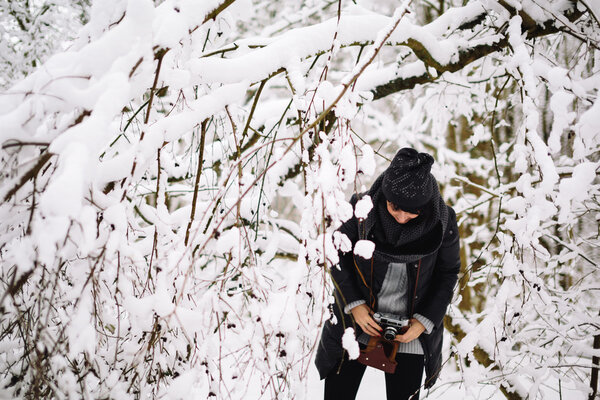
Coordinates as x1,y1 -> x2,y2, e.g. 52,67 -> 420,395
381,148 -> 435,214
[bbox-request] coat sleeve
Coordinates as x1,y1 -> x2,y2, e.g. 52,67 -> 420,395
329,195 -> 365,310
414,206 -> 461,327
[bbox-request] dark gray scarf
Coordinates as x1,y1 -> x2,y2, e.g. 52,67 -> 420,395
360,173 -> 449,263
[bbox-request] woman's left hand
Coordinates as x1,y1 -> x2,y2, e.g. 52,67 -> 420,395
394,318 -> 425,343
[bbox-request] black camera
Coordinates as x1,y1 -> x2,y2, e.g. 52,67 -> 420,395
372,312 -> 411,341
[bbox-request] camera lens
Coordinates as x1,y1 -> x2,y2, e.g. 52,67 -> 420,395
383,327 -> 397,341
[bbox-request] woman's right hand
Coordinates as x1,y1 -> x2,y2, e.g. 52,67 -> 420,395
350,304 -> 382,337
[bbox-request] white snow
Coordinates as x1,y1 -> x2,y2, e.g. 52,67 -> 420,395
342,328 -> 360,360
354,195 -> 373,220
354,240 -> 375,259
358,144 -> 376,176
0,0 -> 598,398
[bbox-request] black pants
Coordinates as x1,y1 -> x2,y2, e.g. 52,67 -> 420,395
324,353 -> 424,400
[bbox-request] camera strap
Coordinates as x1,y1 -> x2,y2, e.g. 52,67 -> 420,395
352,257 -> 422,314
352,256 -> 376,309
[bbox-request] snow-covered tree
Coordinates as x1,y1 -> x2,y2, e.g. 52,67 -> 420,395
0,0 -> 598,398
0,0 -> 90,88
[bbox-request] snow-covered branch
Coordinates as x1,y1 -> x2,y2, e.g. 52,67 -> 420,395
0,0 -> 598,398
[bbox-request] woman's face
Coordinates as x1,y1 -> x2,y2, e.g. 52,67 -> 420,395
386,201 -> 420,224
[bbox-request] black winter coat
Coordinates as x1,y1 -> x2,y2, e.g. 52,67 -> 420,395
315,196 -> 461,389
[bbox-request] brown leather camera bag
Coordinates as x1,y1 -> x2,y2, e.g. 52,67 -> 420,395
357,337 -> 400,373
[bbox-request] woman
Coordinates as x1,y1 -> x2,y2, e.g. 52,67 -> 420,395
315,148 -> 461,400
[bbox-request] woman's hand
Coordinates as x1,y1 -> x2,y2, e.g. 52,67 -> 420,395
394,318 -> 425,343
350,304 -> 382,337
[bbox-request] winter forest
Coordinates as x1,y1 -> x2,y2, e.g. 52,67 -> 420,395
0,0 -> 599,399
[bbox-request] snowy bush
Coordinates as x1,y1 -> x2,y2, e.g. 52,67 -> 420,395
0,0 -> 598,399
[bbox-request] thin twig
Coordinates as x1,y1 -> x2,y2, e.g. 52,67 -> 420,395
185,119 -> 209,246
